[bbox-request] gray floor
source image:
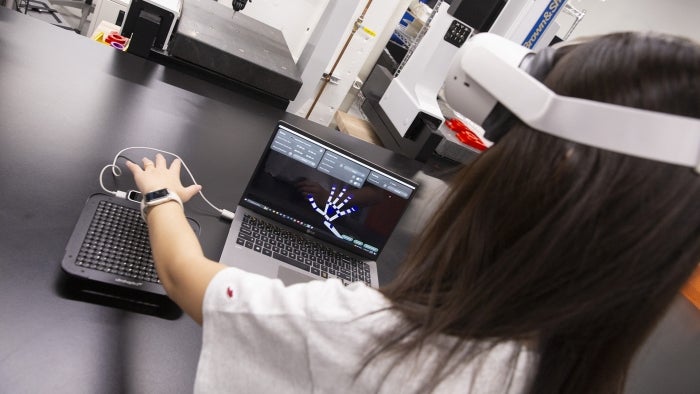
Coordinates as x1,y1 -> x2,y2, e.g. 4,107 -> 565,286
625,296 -> 700,394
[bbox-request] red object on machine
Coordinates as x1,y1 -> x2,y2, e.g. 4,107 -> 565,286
444,118 -> 488,151
682,266 -> 700,310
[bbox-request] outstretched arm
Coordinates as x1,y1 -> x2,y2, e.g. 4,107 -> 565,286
126,154 -> 226,324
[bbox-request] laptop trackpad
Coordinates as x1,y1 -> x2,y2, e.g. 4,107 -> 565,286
277,266 -> 314,286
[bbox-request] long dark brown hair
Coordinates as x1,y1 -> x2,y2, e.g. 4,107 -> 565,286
368,32 -> 700,393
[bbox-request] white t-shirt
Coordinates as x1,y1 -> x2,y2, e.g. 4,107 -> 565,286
194,268 -> 536,393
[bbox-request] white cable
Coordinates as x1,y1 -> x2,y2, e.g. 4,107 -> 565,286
100,146 -> 234,219
99,164 -> 127,199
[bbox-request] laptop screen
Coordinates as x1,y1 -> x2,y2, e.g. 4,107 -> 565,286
239,122 -> 418,260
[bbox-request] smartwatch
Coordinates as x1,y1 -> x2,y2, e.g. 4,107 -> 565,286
140,188 -> 183,220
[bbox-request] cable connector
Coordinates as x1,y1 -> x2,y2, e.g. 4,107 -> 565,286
220,209 -> 235,221
114,190 -> 128,199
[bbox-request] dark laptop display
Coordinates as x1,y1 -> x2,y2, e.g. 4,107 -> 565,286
238,123 -> 417,261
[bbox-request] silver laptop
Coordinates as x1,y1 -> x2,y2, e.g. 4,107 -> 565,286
219,121 -> 418,287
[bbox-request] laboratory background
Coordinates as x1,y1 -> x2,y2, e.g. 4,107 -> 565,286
1,0 -> 698,393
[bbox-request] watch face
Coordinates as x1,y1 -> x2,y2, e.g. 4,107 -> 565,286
145,189 -> 169,202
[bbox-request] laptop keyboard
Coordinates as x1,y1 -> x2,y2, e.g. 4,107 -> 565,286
74,200 -> 159,283
236,214 -> 371,286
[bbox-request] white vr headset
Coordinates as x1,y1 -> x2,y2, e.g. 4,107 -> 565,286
444,33 -> 700,173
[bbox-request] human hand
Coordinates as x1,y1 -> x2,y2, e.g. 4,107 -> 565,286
126,153 -> 202,203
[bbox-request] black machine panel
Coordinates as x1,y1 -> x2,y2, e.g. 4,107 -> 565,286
448,0 -> 508,32
444,20 -> 473,47
169,0 -> 302,102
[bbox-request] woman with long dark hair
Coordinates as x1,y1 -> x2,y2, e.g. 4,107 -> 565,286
127,31 -> 700,393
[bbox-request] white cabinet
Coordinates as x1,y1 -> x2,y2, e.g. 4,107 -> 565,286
87,0 -> 131,37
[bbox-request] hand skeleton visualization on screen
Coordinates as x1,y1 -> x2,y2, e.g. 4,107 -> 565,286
306,185 -> 359,239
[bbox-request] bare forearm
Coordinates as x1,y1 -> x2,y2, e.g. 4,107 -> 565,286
126,154 -> 226,324
146,202 -> 224,323
147,202 -> 204,285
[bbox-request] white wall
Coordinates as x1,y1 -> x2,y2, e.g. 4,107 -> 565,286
294,0 -> 412,126
560,0 -> 700,41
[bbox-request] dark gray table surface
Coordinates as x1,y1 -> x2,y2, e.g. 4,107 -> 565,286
1,8 -> 698,394
0,8 -> 429,393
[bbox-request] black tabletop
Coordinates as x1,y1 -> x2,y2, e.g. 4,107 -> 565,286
0,9 -> 273,393
1,8 -> 698,394
0,8 -> 432,393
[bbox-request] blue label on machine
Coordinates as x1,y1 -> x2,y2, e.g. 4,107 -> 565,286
522,0 -> 567,48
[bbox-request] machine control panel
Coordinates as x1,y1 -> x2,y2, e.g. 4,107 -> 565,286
444,20 -> 472,47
